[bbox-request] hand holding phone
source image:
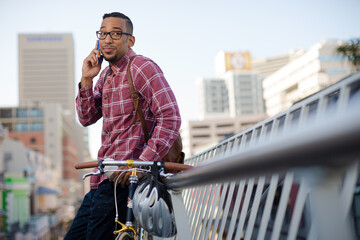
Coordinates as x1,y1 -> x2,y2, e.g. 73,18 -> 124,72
80,41 -> 103,88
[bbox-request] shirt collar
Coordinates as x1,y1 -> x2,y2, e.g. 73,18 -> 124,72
110,48 -> 137,74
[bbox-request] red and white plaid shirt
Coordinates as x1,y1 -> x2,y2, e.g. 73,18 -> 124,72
76,49 -> 181,189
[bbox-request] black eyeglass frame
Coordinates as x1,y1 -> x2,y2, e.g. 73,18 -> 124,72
96,31 -> 132,40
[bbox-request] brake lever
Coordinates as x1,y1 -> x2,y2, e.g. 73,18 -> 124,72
82,160 -> 105,180
82,169 -> 101,180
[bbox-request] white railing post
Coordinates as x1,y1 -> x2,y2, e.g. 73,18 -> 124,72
170,189 -> 192,240
305,165 -> 356,240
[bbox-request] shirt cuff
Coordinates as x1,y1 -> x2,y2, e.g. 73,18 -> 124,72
78,82 -> 93,96
139,147 -> 161,162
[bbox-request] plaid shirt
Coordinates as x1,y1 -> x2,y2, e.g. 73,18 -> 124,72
76,49 -> 181,189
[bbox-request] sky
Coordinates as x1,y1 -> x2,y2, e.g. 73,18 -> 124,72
0,0 -> 359,159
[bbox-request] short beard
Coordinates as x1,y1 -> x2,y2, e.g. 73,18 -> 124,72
104,54 -> 118,63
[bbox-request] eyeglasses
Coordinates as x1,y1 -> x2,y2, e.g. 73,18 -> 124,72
96,31 -> 132,40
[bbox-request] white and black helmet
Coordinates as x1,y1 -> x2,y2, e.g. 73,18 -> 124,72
132,163 -> 177,238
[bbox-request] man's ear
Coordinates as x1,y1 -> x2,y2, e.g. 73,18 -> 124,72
128,35 -> 135,48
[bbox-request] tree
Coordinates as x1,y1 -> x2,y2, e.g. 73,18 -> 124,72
337,38 -> 360,72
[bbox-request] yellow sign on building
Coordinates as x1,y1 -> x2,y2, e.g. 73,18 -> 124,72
225,52 -> 251,71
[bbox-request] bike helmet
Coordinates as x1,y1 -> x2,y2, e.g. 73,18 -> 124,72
132,162 -> 177,238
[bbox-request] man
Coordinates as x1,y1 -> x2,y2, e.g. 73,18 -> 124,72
65,12 -> 181,239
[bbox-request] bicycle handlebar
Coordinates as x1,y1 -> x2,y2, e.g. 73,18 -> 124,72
75,159 -> 193,172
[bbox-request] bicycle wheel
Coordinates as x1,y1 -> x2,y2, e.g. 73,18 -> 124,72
115,231 -> 134,240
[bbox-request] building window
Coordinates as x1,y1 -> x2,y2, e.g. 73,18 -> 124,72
216,124 -> 234,128
31,108 -> 43,118
0,109 -> 12,118
30,137 -> 37,143
16,123 -> 29,132
193,125 -> 210,129
193,134 -> 211,138
16,108 -> 28,118
31,122 -> 43,131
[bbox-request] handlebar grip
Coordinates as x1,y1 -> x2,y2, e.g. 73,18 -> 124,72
164,162 -> 193,171
75,161 -> 98,169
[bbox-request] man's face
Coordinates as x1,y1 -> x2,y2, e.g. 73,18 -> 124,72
99,17 -> 134,64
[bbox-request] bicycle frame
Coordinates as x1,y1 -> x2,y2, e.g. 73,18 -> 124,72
113,168 -> 138,239
76,159 -> 192,240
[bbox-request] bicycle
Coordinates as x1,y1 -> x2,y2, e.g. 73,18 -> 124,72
75,159 -> 192,240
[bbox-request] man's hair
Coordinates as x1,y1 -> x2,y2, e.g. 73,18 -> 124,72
103,12 -> 133,35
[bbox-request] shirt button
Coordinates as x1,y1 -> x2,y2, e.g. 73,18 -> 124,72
106,114 -> 108,117
108,80 -> 111,84
104,96 -> 107,100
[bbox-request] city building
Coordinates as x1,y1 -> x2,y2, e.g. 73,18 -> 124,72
18,33 -> 75,116
186,51 -> 268,156
224,70 -> 265,117
252,50 -> 305,78
197,78 -> 229,119
0,103 -> 86,209
2,177 -> 30,234
262,40 -> 354,116
1,103 -> 63,179
1,135 -> 61,237
198,51 -> 266,120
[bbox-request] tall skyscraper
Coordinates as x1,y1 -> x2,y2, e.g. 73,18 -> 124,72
16,33 -> 90,208
18,33 -> 75,116
224,71 -> 265,117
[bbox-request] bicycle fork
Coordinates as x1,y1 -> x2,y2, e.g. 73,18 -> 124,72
114,168 -> 138,239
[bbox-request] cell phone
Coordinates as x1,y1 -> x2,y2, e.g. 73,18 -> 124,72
96,41 -> 102,64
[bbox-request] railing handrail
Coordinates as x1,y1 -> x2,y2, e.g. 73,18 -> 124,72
165,103 -> 360,189
166,72 -> 360,240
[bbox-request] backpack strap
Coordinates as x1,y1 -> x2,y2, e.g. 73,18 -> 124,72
127,56 -> 150,142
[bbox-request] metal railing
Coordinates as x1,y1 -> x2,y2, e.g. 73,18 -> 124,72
164,72 -> 360,240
